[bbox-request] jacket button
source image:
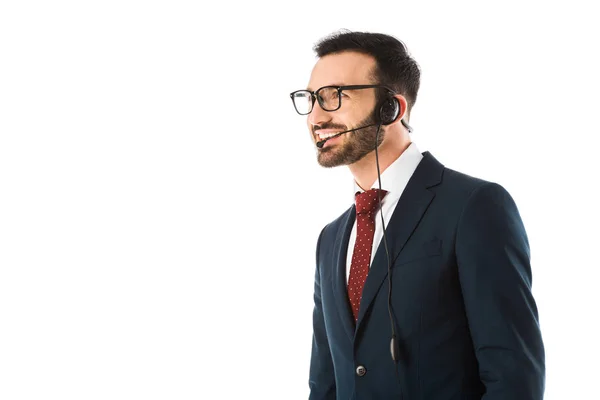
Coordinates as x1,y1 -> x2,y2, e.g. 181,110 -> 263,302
356,365 -> 366,377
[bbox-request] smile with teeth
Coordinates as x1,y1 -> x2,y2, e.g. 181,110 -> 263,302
317,131 -> 343,141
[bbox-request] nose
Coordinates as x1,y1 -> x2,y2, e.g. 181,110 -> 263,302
307,99 -> 331,131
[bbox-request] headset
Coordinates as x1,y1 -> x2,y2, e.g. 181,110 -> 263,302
313,90 -> 412,381
315,92 -> 411,148
373,92 -> 406,372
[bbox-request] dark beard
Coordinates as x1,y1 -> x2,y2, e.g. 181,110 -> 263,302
317,112 -> 383,168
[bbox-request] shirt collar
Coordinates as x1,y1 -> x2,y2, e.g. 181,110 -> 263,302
352,142 -> 423,204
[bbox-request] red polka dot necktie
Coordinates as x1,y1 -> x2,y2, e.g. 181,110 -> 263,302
348,188 -> 388,322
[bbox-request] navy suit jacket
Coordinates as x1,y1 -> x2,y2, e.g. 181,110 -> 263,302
309,151 -> 545,400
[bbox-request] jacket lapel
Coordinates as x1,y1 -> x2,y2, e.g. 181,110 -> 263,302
331,206 -> 356,341
355,152 -> 444,329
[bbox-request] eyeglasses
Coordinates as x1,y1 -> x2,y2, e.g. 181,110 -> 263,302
290,84 -> 395,115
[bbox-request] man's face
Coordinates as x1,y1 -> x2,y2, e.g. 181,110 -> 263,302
306,51 -> 383,168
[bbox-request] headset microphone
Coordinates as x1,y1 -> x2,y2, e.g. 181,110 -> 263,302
315,123 -> 378,148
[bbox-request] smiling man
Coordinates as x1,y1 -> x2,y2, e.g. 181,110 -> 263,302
291,30 -> 545,399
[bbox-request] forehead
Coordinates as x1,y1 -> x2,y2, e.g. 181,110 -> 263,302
307,51 -> 376,90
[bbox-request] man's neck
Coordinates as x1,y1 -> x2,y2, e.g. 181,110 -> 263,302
349,140 -> 411,191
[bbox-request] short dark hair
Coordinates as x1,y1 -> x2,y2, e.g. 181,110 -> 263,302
313,30 -> 420,118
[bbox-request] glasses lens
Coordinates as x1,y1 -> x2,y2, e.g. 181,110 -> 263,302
292,91 -> 312,114
316,87 -> 340,111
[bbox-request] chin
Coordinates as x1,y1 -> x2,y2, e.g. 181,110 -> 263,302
317,153 -> 343,168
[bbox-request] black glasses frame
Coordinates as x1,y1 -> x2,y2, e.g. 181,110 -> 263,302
290,84 -> 396,115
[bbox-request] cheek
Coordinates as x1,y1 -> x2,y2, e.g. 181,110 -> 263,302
342,101 -> 369,123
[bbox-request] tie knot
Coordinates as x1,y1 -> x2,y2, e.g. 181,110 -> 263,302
355,188 -> 388,215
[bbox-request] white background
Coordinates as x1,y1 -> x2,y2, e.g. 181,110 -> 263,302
1,1 -> 598,399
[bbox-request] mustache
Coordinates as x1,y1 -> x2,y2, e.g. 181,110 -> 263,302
312,123 -> 347,135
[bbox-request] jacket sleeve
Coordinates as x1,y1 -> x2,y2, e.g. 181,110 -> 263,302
308,226 -> 336,400
456,182 -> 545,399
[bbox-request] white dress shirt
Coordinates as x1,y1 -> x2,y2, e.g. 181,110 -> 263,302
346,142 -> 424,282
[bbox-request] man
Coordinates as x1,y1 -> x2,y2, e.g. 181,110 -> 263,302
290,30 -> 545,399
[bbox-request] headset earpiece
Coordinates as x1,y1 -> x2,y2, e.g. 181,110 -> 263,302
378,96 -> 401,125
